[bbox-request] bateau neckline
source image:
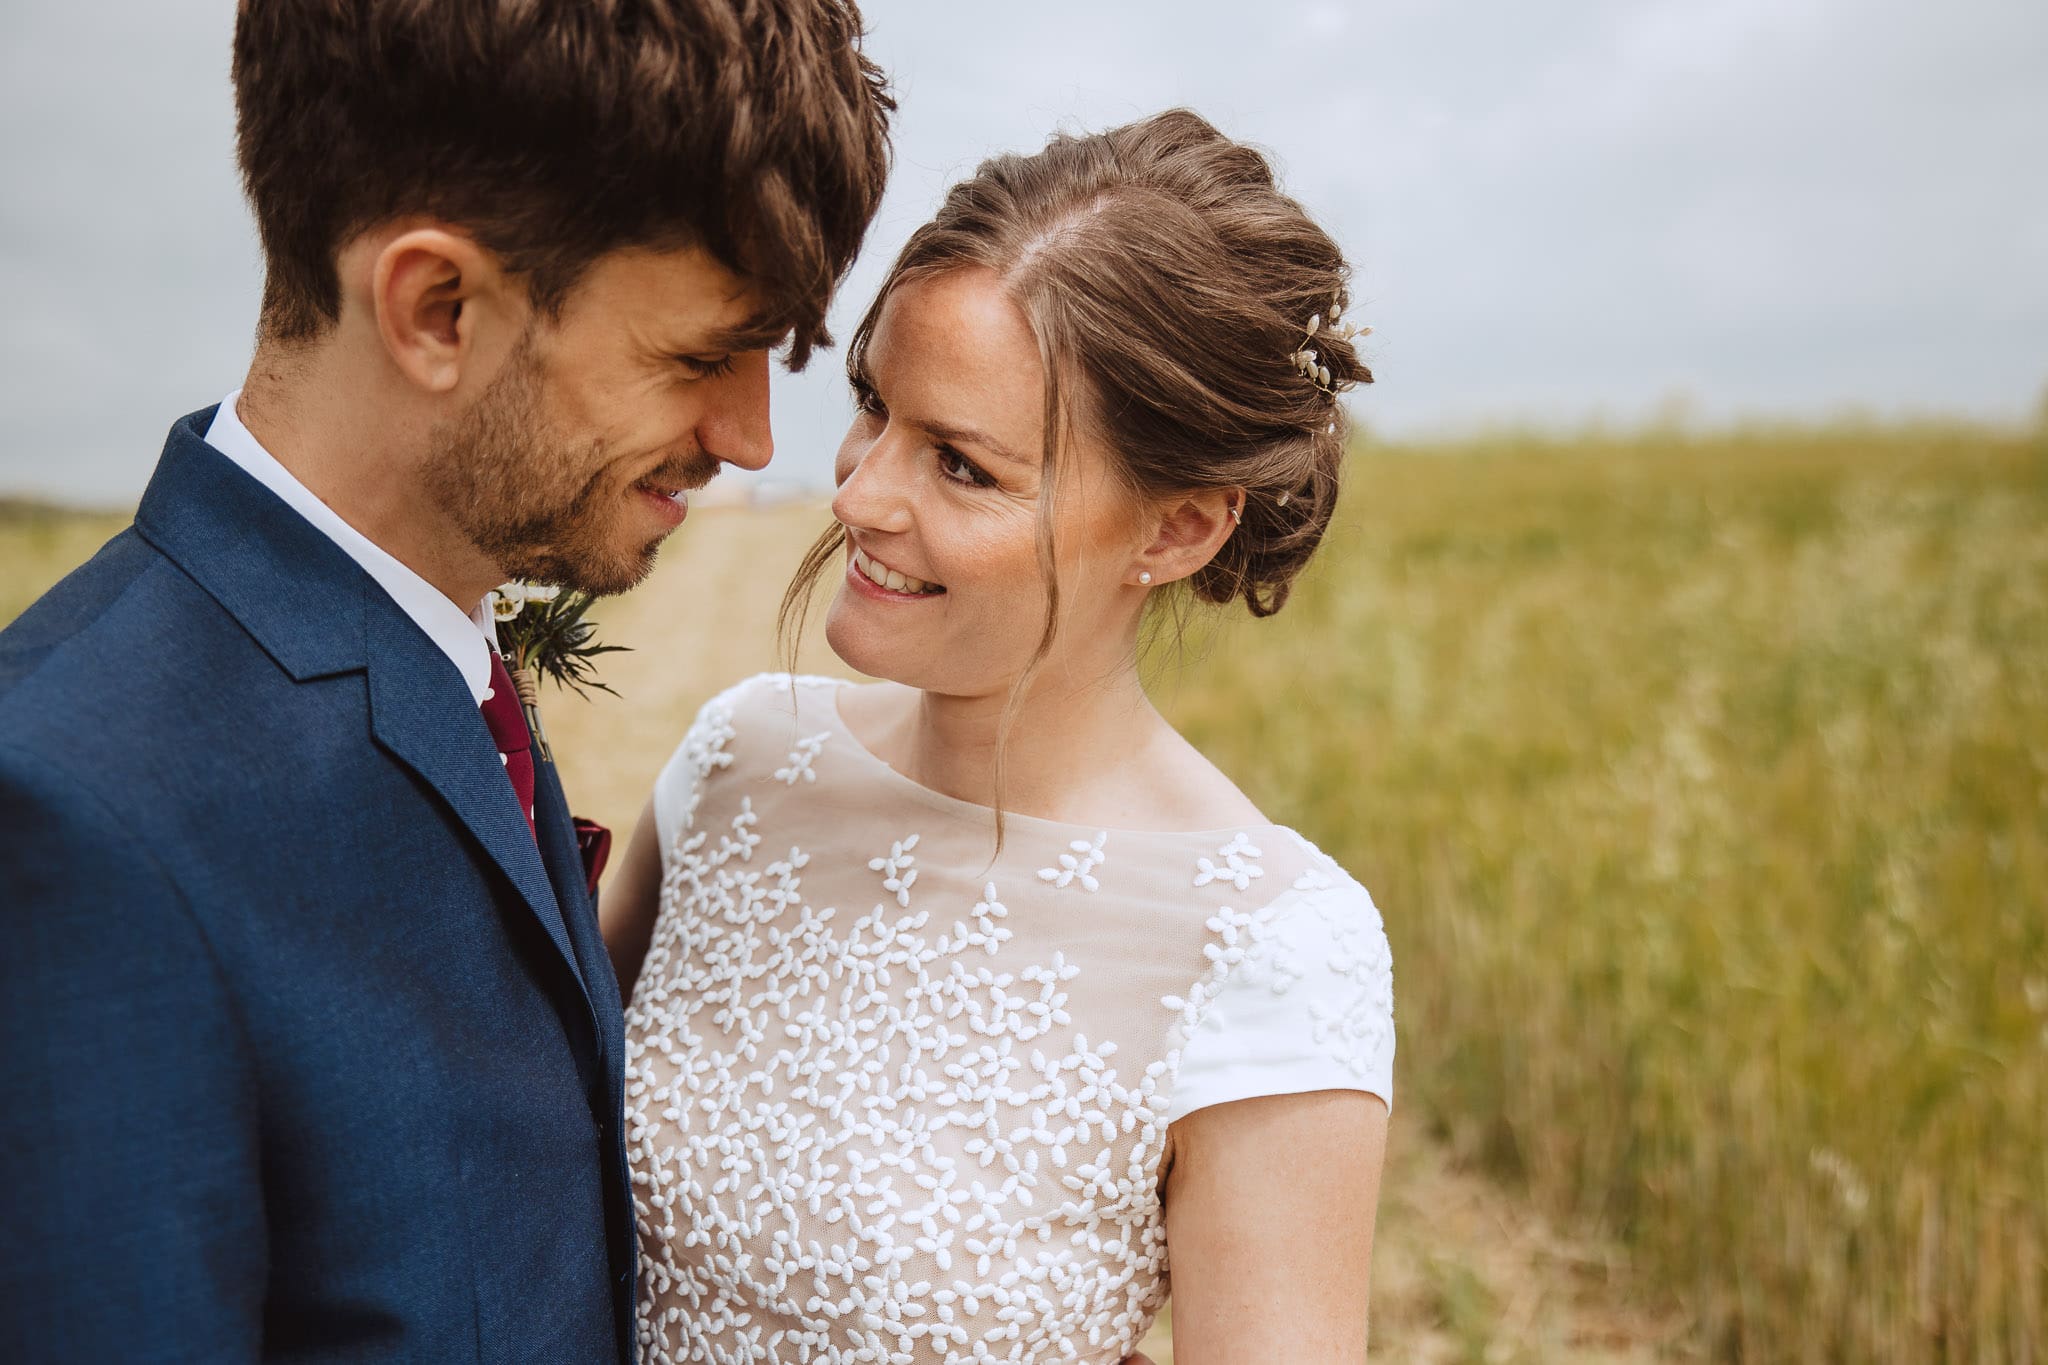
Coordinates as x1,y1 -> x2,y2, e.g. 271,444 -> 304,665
813,675 -> 1294,844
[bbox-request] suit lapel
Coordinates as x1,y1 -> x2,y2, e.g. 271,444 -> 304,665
135,408 -> 370,685
138,409 -> 598,1012
531,763 -> 592,941
363,607 -> 588,993
533,760 -> 623,1018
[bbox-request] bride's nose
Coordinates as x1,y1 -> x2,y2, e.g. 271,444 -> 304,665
830,429 -> 916,535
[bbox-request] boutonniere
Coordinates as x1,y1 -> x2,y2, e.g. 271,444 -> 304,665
489,582 -> 629,762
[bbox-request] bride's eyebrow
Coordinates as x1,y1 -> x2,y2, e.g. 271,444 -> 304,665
850,355 -> 1028,467
917,417 -> 1027,469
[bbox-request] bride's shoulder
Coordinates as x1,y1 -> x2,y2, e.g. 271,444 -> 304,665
1265,831 -> 1391,962
1266,828 -> 1376,902
1127,723 -> 1269,831
1180,825 -> 1386,932
1160,826 -> 1396,1120
1161,822 -> 1389,966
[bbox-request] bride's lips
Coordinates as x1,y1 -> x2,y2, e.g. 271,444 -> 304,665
846,543 -> 945,602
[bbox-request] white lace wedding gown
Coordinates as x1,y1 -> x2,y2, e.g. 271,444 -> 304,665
625,674 -> 1394,1364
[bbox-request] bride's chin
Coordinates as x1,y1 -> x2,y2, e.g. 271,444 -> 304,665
823,597 -> 920,685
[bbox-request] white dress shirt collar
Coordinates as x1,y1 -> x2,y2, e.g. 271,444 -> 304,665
203,391 -> 498,706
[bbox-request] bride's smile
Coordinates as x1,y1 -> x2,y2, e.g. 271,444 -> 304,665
847,542 -> 945,596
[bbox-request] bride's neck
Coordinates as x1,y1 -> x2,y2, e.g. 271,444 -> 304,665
890,665 -> 1162,822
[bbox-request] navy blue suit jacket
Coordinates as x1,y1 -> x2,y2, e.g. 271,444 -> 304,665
0,410 -> 635,1363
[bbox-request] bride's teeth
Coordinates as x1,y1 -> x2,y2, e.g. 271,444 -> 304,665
852,545 -> 941,594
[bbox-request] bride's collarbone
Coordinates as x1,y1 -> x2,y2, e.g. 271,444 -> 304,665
838,681 -> 1267,833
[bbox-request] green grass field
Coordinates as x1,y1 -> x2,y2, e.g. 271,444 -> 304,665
1158,422 -> 2047,1362
6,422 -> 2042,1361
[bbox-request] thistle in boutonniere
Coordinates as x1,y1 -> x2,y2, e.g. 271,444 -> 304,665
489,582 -> 629,762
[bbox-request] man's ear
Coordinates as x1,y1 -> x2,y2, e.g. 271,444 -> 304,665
1133,486 -> 1242,587
365,227 -> 512,395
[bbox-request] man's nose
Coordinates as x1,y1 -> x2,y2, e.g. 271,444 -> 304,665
698,349 -> 773,472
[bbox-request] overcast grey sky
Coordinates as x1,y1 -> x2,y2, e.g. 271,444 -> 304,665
2,0 -> 2043,505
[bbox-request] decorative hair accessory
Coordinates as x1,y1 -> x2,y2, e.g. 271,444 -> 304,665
1289,301 -> 1370,395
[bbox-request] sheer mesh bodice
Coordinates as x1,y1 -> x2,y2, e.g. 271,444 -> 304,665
625,674 -> 1393,1364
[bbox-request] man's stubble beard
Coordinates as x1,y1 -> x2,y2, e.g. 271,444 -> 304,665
421,330 -> 695,597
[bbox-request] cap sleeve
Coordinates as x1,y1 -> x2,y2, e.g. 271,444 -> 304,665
1160,880 -> 1395,1123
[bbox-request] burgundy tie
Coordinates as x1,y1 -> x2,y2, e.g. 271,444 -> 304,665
480,650 -> 537,841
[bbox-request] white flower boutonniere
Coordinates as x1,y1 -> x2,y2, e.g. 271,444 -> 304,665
488,582 -> 628,761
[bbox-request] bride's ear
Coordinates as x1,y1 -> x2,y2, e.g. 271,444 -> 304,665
1132,486 -> 1242,588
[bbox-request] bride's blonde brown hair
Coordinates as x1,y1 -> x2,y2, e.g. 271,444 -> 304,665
781,108 -> 1371,840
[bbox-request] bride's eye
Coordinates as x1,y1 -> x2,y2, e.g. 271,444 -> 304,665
850,376 -> 886,418
936,444 -> 995,488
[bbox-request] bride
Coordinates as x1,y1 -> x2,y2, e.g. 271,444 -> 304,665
603,108 -> 1393,1363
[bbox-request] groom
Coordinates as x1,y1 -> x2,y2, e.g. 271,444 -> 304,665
0,3 -> 890,1361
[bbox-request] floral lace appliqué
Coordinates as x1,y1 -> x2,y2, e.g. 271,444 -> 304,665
1307,892 -> 1397,1082
1192,832 -> 1265,891
1159,865 -> 1394,1123
868,833 -> 921,908
774,730 -> 834,785
628,837 -> 1174,1365
1038,831 -> 1108,892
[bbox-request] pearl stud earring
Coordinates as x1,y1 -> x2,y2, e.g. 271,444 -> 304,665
1138,571 -> 1153,585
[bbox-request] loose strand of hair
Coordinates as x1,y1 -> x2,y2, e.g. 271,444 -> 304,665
777,522 -> 848,677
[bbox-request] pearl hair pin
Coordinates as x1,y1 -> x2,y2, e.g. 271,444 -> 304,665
1289,301 -> 1370,396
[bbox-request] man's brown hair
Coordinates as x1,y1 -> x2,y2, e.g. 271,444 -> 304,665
232,0 -> 894,370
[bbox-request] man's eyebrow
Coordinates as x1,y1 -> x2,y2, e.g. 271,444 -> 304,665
691,317 -> 794,352
918,418 -> 1031,469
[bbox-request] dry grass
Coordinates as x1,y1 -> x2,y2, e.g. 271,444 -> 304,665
1158,422 -> 2048,1362
7,418 -> 2041,1361
0,499 -> 131,622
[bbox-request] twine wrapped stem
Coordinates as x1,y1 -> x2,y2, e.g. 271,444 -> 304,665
511,665 -> 554,763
